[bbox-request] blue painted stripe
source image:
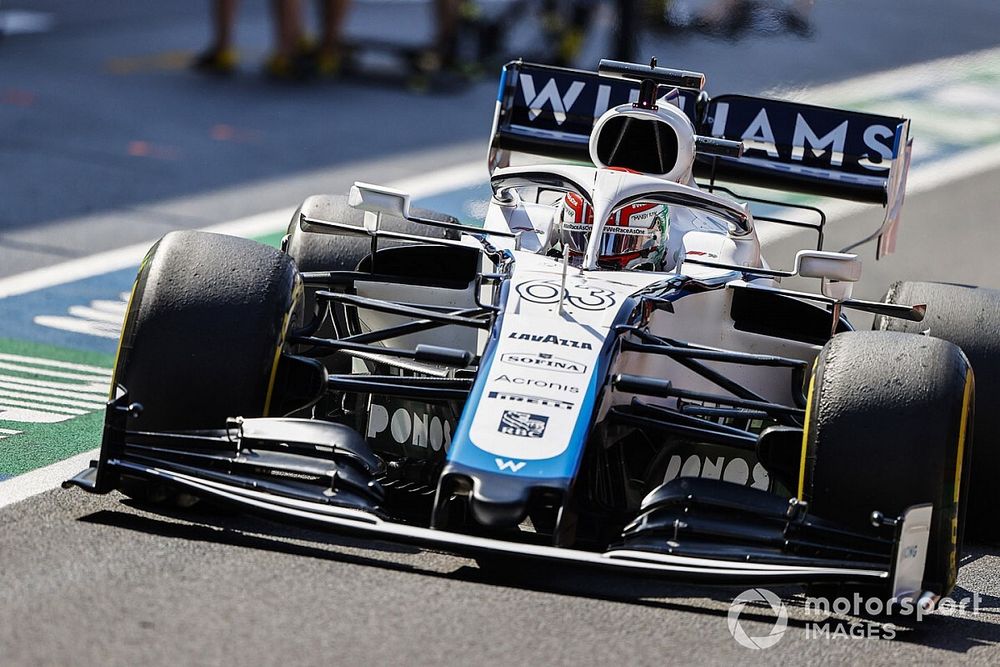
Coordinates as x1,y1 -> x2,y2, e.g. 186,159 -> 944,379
445,337 -> 601,480
445,276 -> 622,480
496,64 -> 509,102
447,280 -> 699,479
0,268 -> 136,355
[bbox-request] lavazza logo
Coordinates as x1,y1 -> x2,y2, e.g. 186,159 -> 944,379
507,332 -> 593,350
726,588 -> 983,648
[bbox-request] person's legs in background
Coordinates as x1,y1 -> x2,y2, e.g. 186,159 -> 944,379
314,0 -> 351,76
265,0 -> 310,78
193,0 -> 241,73
433,0 -> 459,69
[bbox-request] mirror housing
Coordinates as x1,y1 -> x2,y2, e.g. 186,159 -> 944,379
794,250 -> 862,282
349,182 -> 412,219
794,250 -> 862,301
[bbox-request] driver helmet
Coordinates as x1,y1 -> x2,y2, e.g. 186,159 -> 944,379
559,192 -> 669,270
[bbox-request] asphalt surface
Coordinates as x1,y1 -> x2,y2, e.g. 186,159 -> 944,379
2,1 -> 1000,665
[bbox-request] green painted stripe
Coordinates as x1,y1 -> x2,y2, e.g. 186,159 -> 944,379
0,338 -> 114,477
0,229 -> 285,478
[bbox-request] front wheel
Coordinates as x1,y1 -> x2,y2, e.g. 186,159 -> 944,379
801,331 -> 973,596
112,230 -> 303,503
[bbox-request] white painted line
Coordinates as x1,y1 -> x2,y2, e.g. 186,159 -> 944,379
0,388 -> 105,410
0,361 -> 110,383
0,397 -> 86,415
32,316 -> 122,339
0,449 -> 98,509
0,379 -> 107,402
0,161 -> 488,300
0,352 -> 113,375
87,300 -> 129,314
775,45 -> 1000,103
0,374 -> 108,395
67,305 -> 125,324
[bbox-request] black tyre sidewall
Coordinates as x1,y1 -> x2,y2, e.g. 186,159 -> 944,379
115,230 -> 300,432
284,193 -> 460,273
877,281 -> 1000,541
803,331 -> 972,595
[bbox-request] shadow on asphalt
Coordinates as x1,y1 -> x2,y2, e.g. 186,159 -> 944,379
78,501 -> 1000,653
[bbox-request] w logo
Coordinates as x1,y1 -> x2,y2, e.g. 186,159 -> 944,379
519,74 -> 585,125
495,458 -> 527,473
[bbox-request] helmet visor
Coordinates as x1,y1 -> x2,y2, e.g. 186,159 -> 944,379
561,198 -> 668,265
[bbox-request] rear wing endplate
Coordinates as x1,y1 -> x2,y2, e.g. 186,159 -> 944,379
489,61 -> 912,253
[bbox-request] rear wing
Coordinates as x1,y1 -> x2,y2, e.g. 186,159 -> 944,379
489,61 -> 912,254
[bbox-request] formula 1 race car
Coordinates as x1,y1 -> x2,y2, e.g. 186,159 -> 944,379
68,59 -> 1000,607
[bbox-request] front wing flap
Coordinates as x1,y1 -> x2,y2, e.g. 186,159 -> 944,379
66,451 -> 919,590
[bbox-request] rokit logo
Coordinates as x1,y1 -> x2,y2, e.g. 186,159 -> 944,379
500,352 -> 586,374
498,410 -> 549,438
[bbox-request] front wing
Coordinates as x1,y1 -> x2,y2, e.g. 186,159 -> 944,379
65,410 -> 933,598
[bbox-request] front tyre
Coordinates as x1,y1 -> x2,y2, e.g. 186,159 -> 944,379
801,331 -> 973,596
112,231 -> 302,503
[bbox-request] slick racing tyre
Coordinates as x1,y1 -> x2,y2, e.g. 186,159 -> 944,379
875,281 -> 1000,542
281,193 -> 459,273
112,230 -> 302,504
281,194 -> 461,373
801,331 -> 973,597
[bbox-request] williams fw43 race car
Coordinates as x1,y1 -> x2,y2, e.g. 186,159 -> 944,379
69,59 -> 1000,608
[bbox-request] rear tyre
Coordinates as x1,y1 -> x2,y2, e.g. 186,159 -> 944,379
875,281 -> 1000,541
801,331 -> 973,596
281,194 -> 461,374
282,193 -> 459,273
112,230 -> 302,503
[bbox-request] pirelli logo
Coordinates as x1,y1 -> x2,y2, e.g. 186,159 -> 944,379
488,391 -> 574,410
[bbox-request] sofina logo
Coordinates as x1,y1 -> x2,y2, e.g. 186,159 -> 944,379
500,352 -> 586,374
727,588 -> 788,650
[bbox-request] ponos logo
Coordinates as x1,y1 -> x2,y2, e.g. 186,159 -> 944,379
727,588 -> 788,650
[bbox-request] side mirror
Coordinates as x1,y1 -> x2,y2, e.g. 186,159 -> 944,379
348,182 -> 411,219
794,250 -> 862,282
794,250 -> 862,301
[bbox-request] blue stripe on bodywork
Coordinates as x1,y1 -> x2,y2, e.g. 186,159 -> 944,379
445,341 -> 605,480
496,64 -> 509,102
447,277 -> 697,480
448,288 -> 638,481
